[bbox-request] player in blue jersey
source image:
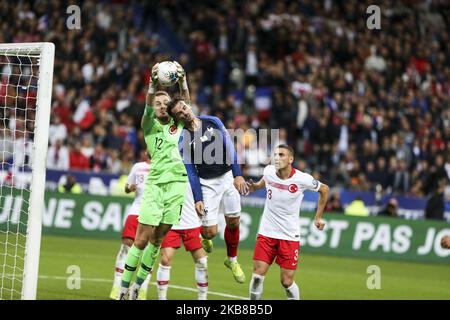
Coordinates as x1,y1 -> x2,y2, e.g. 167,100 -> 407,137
167,97 -> 248,284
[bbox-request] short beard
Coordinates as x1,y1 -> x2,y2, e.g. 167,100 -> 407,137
184,119 -> 194,130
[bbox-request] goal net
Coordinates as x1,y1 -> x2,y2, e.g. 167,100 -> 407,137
0,43 -> 54,300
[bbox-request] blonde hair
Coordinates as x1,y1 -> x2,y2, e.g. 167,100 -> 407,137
155,91 -> 171,99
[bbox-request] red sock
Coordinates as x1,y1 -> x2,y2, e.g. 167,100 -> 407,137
225,226 -> 239,258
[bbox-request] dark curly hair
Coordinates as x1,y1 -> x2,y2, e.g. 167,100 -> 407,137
166,96 -> 184,118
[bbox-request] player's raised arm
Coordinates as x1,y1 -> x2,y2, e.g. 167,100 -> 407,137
314,183 -> 329,230
141,63 -> 159,134
174,61 -> 190,105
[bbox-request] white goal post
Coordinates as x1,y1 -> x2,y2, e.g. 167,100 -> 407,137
0,42 -> 54,300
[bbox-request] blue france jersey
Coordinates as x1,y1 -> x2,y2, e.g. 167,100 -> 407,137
179,116 -> 242,202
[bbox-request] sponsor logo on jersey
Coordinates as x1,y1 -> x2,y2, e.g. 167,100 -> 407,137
288,184 -> 298,193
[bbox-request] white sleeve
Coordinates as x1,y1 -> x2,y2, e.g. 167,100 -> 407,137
301,172 -> 321,192
127,165 -> 137,185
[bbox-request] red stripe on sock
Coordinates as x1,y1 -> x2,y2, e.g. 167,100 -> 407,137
115,268 -> 124,273
225,225 -> 239,258
197,282 -> 208,287
157,281 -> 169,285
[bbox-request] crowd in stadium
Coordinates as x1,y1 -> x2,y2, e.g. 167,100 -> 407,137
1,0 -> 449,200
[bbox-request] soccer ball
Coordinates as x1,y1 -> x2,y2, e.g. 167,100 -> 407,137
157,61 -> 179,87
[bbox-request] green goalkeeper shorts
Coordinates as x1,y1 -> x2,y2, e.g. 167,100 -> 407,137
138,181 -> 187,226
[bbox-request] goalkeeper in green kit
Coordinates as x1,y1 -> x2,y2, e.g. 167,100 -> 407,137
119,62 -> 190,300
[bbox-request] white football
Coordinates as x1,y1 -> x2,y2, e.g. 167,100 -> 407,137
157,61 -> 179,87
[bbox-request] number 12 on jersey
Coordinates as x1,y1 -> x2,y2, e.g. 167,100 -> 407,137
155,137 -> 163,150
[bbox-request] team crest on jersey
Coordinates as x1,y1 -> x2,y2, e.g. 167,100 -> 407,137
169,124 -> 177,134
288,184 -> 298,193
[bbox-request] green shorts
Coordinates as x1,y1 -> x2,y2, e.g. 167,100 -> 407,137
139,181 -> 187,226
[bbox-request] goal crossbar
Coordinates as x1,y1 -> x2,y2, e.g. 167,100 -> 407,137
0,43 -> 50,56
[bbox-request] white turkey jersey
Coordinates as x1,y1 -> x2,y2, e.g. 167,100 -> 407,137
172,184 -> 201,230
126,161 -> 151,216
258,165 -> 321,241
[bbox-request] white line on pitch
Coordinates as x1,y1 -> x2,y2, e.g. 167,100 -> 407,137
37,274 -> 249,300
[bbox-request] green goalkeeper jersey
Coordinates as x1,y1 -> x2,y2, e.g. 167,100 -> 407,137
142,104 -> 187,184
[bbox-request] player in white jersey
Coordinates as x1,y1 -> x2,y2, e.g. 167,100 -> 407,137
109,156 -> 151,300
156,186 -> 208,300
246,145 -> 329,300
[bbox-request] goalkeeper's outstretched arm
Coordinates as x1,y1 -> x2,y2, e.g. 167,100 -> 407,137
141,64 -> 159,134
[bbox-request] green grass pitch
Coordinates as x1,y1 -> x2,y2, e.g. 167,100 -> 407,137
2,234 -> 450,299
35,235 -> 450,300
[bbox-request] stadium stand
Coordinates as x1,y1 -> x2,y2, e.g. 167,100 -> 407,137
1,0 -> 449,202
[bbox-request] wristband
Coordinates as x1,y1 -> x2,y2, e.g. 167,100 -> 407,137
148,84 -> 155,94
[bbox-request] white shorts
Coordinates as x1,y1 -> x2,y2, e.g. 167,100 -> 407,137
200,170 -> 241,227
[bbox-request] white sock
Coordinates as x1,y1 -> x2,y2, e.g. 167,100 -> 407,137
195,256 -> 208,300
249,273 -> 265,300
156,263 -> 171,300
285,282 -> 300,300
228,256 -> 237,263
141,272 -> 152,290
113,244 -> 129,287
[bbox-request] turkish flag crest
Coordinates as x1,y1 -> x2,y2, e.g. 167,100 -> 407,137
169,125 -> 177,134
288,184 -> 298,193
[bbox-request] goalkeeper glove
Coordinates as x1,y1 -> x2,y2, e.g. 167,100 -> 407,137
149,63 -> 159,94
173,61 -> 185,78
173,61 -> 187,90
